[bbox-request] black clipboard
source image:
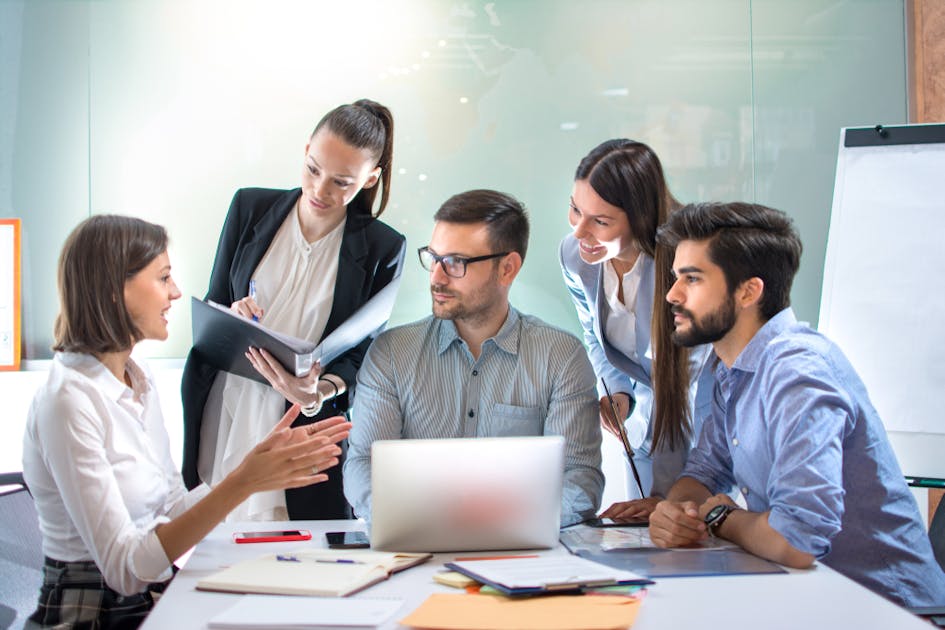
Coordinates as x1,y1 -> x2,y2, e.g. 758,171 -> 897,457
190,278 -> 400,385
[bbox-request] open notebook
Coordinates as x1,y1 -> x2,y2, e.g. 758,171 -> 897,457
196,548 -> 431,597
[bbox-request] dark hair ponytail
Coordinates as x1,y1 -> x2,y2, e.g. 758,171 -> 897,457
313,98 -> 394,218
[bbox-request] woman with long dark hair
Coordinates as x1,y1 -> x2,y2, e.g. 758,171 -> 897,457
559,139 -> 716,520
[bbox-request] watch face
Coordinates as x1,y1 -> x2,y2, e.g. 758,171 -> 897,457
704,504 -> 728,524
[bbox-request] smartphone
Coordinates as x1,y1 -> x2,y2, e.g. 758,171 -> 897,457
233,529 -> 312,544
325,531 -> 370,549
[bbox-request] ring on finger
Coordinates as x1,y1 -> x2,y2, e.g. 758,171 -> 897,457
311,465 -> 319,475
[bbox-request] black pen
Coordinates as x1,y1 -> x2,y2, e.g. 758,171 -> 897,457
601,378 -> 646,499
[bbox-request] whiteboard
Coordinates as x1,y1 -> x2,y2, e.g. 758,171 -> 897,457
819,124 -> 945,436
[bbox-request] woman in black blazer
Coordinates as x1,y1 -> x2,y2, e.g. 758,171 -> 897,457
181,100 -> 406,520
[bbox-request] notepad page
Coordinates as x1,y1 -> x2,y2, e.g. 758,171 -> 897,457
208,595 -> 403,629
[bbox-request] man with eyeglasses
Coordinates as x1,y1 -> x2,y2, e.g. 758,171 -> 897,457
343,189 -> 603,526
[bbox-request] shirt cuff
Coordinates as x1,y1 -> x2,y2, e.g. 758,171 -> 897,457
768,505 -> 832,558
131,518 -> 174,584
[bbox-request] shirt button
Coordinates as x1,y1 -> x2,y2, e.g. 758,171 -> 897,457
741,487 -> 749,496
732,437 -> 739,446
468,410 -> 475,418
472,370 -> 478,376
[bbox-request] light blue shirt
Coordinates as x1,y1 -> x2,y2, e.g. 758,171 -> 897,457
344,307 -> 604,526
683,308 -> 945,607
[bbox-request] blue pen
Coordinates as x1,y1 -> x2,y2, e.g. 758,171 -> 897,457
248,279 -> 259,322
276,554 -> 364,564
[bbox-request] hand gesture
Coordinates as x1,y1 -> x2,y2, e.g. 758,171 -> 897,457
648,499 -> 708,548
231,403 -> 352,494
246,347 -> 324,408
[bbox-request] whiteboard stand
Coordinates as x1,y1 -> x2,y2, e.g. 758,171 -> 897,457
819,123 -> 945,483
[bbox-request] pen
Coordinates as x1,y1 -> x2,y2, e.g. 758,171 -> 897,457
601,378 -> 646,499
248,279 -> 259,322
276,555 -> 365,564
453,554 -> 540,562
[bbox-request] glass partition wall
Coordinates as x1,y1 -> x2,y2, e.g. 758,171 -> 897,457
2,0 -> 907,360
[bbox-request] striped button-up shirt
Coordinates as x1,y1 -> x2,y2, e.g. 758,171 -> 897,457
344,307 -> 604,526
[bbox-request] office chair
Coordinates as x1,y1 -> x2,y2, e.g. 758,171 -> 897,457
930,494 -> 945,574
905,489 -> 945,627
0,472 -> 42,630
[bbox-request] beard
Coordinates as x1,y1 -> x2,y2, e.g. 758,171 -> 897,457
430,280 -> 500,325
671,293 -> 736,347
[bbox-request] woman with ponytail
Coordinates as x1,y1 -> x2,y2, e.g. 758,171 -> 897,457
182,100 -> 405,521
559,139 -> 716,521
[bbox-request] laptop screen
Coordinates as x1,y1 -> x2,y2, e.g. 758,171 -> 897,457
369,436 -> 564,552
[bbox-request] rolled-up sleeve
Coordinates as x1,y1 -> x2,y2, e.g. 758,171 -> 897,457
762,359 -> 849,558
680,386 -> 736,495
344,333 -> 405,520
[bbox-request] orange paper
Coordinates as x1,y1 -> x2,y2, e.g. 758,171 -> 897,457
401,593 -> 641,630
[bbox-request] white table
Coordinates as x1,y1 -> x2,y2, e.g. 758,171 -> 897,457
143,520 -> 930,630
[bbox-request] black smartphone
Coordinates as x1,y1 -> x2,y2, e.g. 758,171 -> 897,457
325,531 -> 370,549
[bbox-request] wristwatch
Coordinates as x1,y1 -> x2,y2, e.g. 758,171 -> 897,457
704,504 -> 737,536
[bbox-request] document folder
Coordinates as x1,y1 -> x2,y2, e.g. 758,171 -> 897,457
190,279 -> 400,385
444,555 -> 652,596
559,524 -> 785,578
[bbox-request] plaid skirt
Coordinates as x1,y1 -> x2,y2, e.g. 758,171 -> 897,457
25,557 -> 171,630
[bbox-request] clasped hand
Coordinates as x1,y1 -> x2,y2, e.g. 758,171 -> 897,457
648,493 -> 738,548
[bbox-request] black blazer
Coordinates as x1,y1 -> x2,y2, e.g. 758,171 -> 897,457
181,187 -> 406,490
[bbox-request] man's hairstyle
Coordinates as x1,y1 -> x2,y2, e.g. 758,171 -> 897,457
54,214 -> 168,354
657,202 -> 802,320
433,189 -> 530,261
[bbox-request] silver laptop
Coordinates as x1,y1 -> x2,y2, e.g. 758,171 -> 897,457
369,436 -> 564,552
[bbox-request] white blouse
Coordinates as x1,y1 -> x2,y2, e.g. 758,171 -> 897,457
199,207 -> 344,521
602,254 -> 646,362
22,352 -> 209,596
601,254 -> 652,447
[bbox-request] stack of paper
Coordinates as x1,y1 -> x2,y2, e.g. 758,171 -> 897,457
401,593 -> 641,630
208,595 -> 403,629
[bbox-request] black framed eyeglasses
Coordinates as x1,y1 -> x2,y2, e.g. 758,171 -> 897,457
417,247 -> 510,278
